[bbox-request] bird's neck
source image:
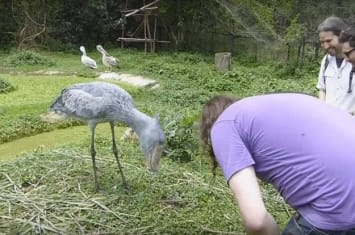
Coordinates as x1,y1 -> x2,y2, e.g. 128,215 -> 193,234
126,109 -> 153,137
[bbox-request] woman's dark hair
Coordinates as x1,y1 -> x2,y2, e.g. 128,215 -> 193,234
200,95 -> 239,176
339,27 -> 355,48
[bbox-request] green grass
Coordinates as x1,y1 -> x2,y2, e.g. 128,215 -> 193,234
0,146 -> 288,234
0,48 -> 312,234
0,73 -> 140,144
1,75 -> 91,108
0,125 -> 120,161
0,75 -> 90,143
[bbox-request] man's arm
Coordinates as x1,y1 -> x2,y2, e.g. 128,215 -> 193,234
318,89 -> 326,101
229,166 -> 280,235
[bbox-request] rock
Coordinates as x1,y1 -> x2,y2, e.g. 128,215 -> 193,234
215,52 -> 232,72
98,72 -> 157,88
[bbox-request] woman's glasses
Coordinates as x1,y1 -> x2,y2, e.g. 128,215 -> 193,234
344,48 -> 355,58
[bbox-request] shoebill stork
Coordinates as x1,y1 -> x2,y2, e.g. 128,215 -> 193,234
96,45 -> 120,71
80,46 -> 97,69
50,81 -> 166,191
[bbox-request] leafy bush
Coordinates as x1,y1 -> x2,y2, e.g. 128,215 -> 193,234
45,37 -> 77,53
273,58 -> 319,80
233,54 -> 258,66
162,110 -> 200,163
0,77 -> 15,93
170,52 -> 212,64
6,50 -> 56,66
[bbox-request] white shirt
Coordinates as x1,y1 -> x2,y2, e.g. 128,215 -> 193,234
317,55 -> 355,113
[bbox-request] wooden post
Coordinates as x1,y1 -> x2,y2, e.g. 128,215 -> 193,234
144,14 -> 147,52
121,16 -> 125,48
145,13 -> 152,52
215,52 -> 232,72
153,13 -> 157,52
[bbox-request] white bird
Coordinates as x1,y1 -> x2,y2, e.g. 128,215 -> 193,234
96,45 -> 120,71
50,81 -> 166,191
80,46 -> 97,69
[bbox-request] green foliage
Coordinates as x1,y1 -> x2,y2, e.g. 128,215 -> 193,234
6,50 -> 56,66
0,116 -> 51,144
251,1 -> 275,26
233,54 -> 257,66
0,115 -> 83,144
273,57 -> 319,80
284,15 -> 306,44
0,0 -> 354,63
0,71 -> 95,144
0,77 -> 15,93
163,110 -> 200,162
45,38 -> 78,53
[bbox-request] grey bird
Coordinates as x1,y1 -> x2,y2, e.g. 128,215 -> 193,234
50,81 -> 166,191
80,46 -> 97,69
96,45 -> 120,71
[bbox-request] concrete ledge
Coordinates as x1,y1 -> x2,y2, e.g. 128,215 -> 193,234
98,72 -> 158,88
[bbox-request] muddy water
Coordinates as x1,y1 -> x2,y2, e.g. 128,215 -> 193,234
0,125 -> 124,161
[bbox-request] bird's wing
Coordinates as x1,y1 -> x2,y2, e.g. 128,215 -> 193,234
81,56 -> 97,69
60,88 -> 106,118
106,56 -> 119,66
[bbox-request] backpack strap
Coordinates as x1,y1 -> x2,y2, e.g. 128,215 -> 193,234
348,67 -> 355,93
323,55 -> 330,85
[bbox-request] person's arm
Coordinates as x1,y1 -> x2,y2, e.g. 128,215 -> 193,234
229,166 -> 280,235
318,89 -> 326,101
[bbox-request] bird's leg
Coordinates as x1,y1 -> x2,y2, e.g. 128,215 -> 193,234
110,122 -> 129,190
90,125 -> 100,192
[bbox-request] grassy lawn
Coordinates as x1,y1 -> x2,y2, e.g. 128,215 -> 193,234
0,48 -> 315,234
0,125 -> 120,161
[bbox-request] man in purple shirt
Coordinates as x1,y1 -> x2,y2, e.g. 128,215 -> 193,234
200,93 -> 355,235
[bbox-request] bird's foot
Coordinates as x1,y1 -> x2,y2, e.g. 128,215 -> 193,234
94,184 -> 101,193
122,182 -> 129,191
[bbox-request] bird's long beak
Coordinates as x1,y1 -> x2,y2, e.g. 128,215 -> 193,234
147,144 -> 164,172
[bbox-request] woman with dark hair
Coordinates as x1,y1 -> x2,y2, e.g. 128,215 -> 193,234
200,93 -> 355,235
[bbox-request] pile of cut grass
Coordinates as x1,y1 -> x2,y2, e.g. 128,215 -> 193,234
0,146 -> 237,234
0,143 -> 290,234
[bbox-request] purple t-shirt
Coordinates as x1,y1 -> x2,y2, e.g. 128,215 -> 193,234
211,93 -> 355,230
